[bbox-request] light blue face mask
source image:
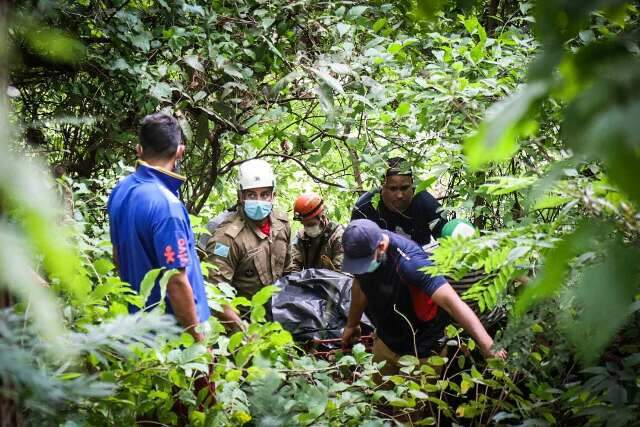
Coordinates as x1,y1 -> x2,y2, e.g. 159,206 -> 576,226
366,252 -> 386,273
244,200 -> 272,221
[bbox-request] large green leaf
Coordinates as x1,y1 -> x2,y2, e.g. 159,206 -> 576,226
465,81 -> 548,170
139,268 -> 163,308
515,221 -> 605,316
566,241 -> 640,364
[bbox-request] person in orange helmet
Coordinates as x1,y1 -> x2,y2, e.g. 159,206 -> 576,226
291,192 -> 344,272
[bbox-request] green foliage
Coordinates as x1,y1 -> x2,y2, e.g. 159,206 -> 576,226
466,1 -> 640,363
4,0 -> 640,425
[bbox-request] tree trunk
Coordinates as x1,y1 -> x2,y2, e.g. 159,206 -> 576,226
485,0 -> 500,33
189,126 -> 224,214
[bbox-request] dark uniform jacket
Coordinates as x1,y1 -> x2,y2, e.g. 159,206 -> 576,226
290,221 -> 344,272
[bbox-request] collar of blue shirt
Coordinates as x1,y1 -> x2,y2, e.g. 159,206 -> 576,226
135,160 -> 185,196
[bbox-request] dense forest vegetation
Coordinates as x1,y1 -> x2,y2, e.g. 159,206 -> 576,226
2,0 -> 640,425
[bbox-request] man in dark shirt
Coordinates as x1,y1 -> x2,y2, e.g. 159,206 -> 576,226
351,157 -> 447,245
341,219 -> 505,376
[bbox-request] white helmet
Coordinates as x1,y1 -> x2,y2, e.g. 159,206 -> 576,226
238,159 -> 276,190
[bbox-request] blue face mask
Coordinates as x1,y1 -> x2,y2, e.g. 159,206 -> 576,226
244,200 -> 272,221
366,252 -> 386,273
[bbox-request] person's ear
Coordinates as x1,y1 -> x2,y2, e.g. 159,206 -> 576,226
136,144 -> 143,159
176,144 -> 186,160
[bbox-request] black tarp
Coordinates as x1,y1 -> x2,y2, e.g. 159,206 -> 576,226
271,268 -> 372,342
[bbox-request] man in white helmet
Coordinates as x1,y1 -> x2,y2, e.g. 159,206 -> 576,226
204,159 -> 292,328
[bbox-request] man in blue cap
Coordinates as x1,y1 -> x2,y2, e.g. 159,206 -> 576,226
341,219 -> 505,376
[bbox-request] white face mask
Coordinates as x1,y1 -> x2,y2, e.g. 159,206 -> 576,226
304,224 -> 323,238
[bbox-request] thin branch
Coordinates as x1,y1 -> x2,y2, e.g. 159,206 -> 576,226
221,152 -> 345,188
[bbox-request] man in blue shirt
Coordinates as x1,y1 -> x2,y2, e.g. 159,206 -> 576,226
108,113 -> 210,342
341,219 -> 505,376
351,157 -> 447,245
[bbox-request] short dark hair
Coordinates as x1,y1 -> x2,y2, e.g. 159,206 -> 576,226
139,113 -> 182,159
384,157 -> 413,179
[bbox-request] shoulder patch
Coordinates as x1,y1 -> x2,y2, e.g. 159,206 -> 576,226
213,242 -> 230,258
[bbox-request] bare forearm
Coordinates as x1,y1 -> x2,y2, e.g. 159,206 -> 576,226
167,273 -> 203,342
449,300 -> 494,355
432,284 -> 494,356
346,279 -> 367,327
216,304 -> 245,331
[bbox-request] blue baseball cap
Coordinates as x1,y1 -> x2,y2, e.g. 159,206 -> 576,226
342,219 -> 384,274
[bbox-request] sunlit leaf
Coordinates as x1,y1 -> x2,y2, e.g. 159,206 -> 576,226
184,55 -> 204,72
465,81 -> 548,170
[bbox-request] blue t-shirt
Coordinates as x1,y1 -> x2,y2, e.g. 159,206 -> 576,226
107,162 -> 210,323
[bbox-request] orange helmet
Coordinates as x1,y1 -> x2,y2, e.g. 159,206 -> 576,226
294,193 -> 324,222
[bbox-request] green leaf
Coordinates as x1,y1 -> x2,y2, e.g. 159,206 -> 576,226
320,140 -> 331,156
228,332 -> 244,352
269,330 -> 293,346
251,305 -> 266,323
328,63 -> 350,75
415,0 -> 447,19
223,64 -> 244,79
251,285 -> 279,307
566,242 -> 640,364
150,82 -> 172,100
533,194 -> 572,210
465,81 -> 548,170
398,355 -> 419,366
315,84 -> 335,119
157,269 -> 179,312
272,71 -> 302,95
396,102 -> 411,116
515,221 -> 606,316
93,258 -> 115,275
180,333 -> 195,347
387,42 -> 403,54
25,27 -> 87,64
139,268 -> 163,308
347,6 -> 368,18
479,175 -> 537,195
262,17 -> 275,30
131,32 -> 152,52
182,3 -> 204,15
336,23 -> 350,37
415,177 -> 437,193
427,355 -> 447,367
225,369 -> 243,382
184,55 -> 204,72
310,68 -> 344,94
372,18 -> 387,32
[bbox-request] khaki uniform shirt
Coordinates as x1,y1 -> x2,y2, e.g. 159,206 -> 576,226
290,222 -> 344,272
205,209 -> 292,298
